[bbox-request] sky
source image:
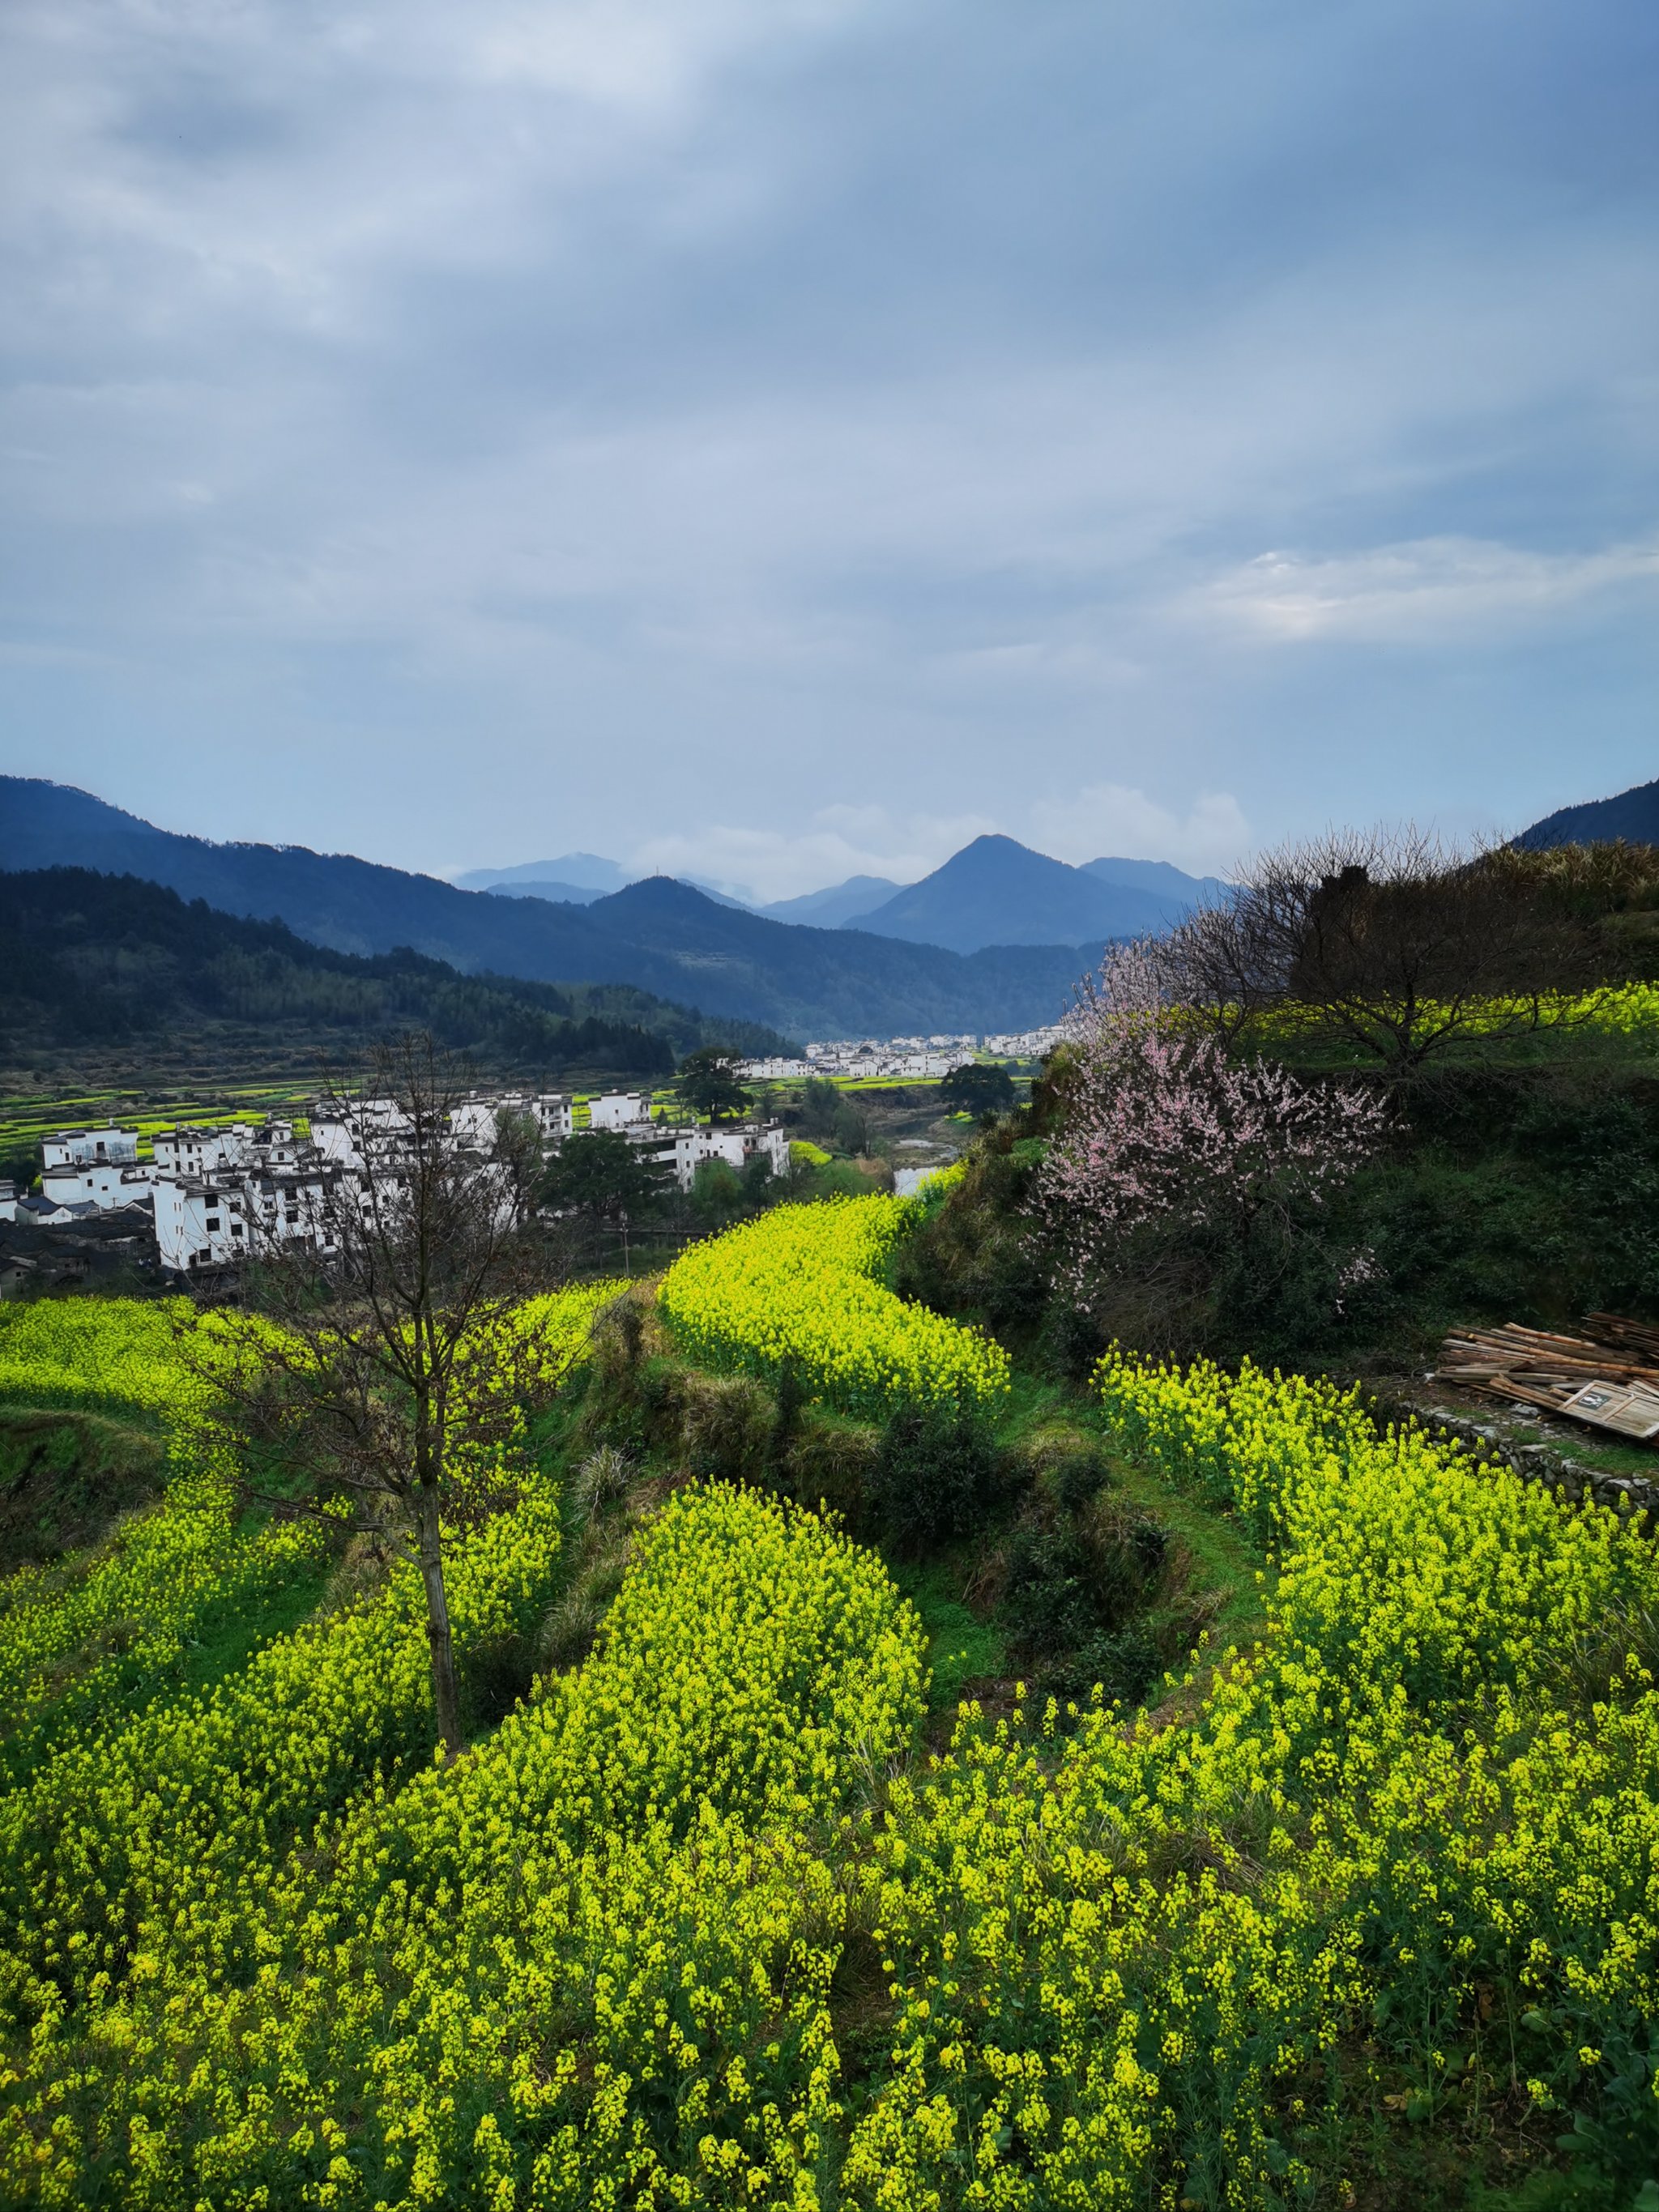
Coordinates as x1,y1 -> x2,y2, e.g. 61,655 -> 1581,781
2,0 -> 1656,903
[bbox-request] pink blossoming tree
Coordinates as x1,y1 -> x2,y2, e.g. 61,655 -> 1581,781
1034,944 -> 1388,1343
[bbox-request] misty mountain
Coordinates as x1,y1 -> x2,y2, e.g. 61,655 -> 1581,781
1081,855 -> 1228,907
1516,778 -> 1659,851
455,854 -> 627,893
758,875 -> 906,927
847,833 -> 1209,954
0,780 -> 1101,1037
484,880 -> 608,906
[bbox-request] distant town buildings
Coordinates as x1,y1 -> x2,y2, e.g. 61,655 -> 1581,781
744,1024 -> 1075,1080
575,1089 -> 789,1191
11,1041 -> 1106,1288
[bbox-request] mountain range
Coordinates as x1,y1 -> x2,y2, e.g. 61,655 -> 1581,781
834,837 -> 1226,953
453,837 -> 1225,950
0,780 -> 1110,1038
4,771 -> 1644,1040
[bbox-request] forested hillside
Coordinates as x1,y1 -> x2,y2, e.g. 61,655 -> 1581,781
0,870 -> 792,1086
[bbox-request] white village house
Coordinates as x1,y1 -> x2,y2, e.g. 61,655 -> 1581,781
586,1092 -> 650,1132
450,1093 -> 574,1148
582,1089 -> 791,1191
152,1165 -> 342,1274
630,1120 -> 790,1189
22,1086 -> 792,1276
34,1125 -> 156,1217
39,1160 -> 156,1212
41,1126 -> 140,1171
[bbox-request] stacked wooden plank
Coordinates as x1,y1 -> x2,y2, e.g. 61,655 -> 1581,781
1435,1319 -> 1659,1443
1584,1311 -> 1659,1362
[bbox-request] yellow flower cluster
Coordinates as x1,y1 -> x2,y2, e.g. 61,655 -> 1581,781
1574,978 -> 1659,1032
0,1295 -> 214,1428
0,1299 -> 323,1777
2,1482 -> 926,2209
834,1356 -> 1659,2205
0,1287 -> 622,1775
8,1281 -> 1659,2207
1258,978 -> 1659,1043
659,1195 -> 1009,1417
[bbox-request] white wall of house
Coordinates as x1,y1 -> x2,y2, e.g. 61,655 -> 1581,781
40,1162 -> 156,1212
308,1099 -> 410,1170
42,1127 -> 139,1171
154,1171 -> 337,1273
450,1101 -> 499,1147
153,1180 -> 229,1272
587,1093 -> 650,1131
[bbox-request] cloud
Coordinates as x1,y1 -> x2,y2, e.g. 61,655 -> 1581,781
2,0 -> 1656,871
1197,538 -> 1659,646
1026,786 -> 1250,876
625,786 -> 1248,902
627,803 -> 998,906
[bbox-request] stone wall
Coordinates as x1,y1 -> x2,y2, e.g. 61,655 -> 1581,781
1365,1387 -> 1659,1523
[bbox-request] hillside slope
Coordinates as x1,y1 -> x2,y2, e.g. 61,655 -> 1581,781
0,781 -> 1100,1034
0,869 -> 793,1086
1516,775 -> 1659,850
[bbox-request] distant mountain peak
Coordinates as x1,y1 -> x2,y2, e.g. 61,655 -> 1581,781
455,853 -> 626,893
1516,777 -> 1659,850
849,832 -> 1210,954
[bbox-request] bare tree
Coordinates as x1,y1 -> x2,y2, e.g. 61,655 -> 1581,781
1164,825 -> 1603,1071
182,1034 -> 570,1760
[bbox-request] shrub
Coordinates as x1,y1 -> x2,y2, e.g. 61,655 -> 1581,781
868,1403 -> 1000,1553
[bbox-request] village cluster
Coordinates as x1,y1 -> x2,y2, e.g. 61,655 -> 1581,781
740,1023 -> 1071,1080
0,1090 -> 790,1281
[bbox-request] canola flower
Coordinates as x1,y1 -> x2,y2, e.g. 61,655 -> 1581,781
1,1482 -> 927,2209
659,1193 -> 1009,1418
0,1286 -> 623,1767
6,1281 -> 1659,2206
1257,978 -> 1659,1045
834,1356 -> 1659,2206
0,1300 -> 325,1769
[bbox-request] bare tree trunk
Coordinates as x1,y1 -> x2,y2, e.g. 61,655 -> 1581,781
415,1482 -> 463,1762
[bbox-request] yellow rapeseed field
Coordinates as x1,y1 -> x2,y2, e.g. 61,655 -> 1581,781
2,1228 -> 1657,2205
659,1193 -> 1009,1417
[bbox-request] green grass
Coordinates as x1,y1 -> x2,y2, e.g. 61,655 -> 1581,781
0,1546 -> 337,1795
0,1404 -> 170,1564
892,1560 -> 1007,1714
992,1372 -> 1271,1656
1097,1433 -> 1270,1647
173,1549 -> 336,1705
